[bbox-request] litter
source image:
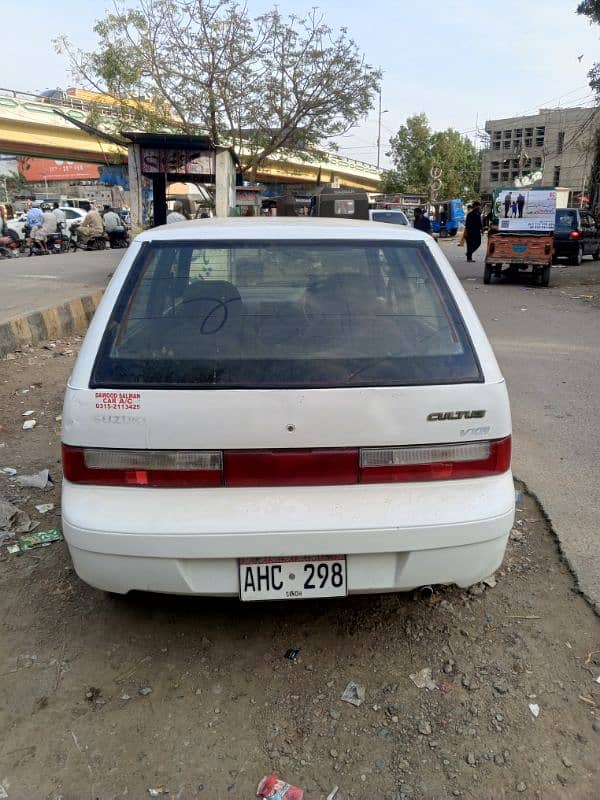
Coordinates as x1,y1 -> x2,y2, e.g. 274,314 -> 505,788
22,420 -> 37,431
22,410 -> 35,416
529,703 -> 540,718
326,787 -> 339,800
256,774 -> 304,799
483,574 -> 497,588
0,467 -> 17,476
514,490 -> 524,505
341,681 -> 366,707
596,676 -> 600,685
147,789 -> 168,797
285,648 -> 300,661
0,499 -> 32,533
10,529 -> 63,552
139,687 -> 153,696
0,783 -> 8,799
0,531 -> 14,544
410,667 -> 437,691
35,503 -> 54,514
15,469 -> 52,489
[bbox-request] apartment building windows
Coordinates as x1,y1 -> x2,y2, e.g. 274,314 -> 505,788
557,131 -> 565,154
535,126 -> 545,147
553,165 -> 561,185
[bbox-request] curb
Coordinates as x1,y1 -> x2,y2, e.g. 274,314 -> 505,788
0,291 -> 104,358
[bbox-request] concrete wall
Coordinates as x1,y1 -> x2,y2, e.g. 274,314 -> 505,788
480,107 -> 600,196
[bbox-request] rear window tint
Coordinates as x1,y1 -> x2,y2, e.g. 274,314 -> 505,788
90,240 -> 482,389
371,211 -> 408,225
555,210 -> 577,230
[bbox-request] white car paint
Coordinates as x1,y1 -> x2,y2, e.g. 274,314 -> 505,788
61,218 -> 514,597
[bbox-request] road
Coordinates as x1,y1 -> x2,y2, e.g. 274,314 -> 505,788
0,249 -> 122,324
439,239 -> 600,611
1,339 -> 599,798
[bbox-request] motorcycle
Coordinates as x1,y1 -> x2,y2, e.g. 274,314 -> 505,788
46,222 -> 69,254
68,221 -> 108,252
107,226 -> 130,249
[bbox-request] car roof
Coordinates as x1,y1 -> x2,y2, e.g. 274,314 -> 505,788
135,217 -> 428,243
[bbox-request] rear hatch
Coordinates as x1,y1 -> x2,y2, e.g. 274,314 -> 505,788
63,233 -> 510,487
554,209 -> 579,244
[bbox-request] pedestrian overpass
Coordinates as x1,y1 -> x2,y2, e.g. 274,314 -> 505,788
0,91 -> 382,191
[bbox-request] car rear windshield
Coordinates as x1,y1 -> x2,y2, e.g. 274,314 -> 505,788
555,210 -> 578,230
371,211 -> 408,225
90,239 -> 482,389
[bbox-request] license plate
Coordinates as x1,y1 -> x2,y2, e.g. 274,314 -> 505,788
239,555 -> 347,601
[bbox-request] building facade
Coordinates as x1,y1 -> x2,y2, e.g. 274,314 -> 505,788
480,107 -> 600,204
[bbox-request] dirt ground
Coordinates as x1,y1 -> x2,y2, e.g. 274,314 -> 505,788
1,341 -> 600,800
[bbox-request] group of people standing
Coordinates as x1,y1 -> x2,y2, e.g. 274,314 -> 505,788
413,202 -> 484,263
503,191 -> 526,219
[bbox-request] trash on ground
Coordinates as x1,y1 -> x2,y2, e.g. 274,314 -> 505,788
139,687 -> 153,696
147,788 -> 168,797
515,489 -> 524,505
285,648 -> 300,661
0,783 -> 8,799
21,410 -> 35,416
529,703 -> 540,718
341,681 -> 366,707
11,529 -> 63,552
410,667 -> 437,691
483,574 -> 497,588
0,467 -> 17,477
7,544 -> 20,554
437,679 -> 453,693
256,774 -> 304,799
0,531 -> 14,544
326,787 -> 339,800
22,420 -> 37,431
35,503 -> 54,514
0,499 -> 32,533
595,675 -> 600,685
15,469 -> 52,489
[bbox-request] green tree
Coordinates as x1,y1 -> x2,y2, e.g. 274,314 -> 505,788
577,1 -> 600,94
382,113 -> 432,193
430,129 -> 481,199
383,113 -> 480,199
54,0 -> 380,179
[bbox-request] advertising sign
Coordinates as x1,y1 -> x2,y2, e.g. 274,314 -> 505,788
494,189 -> 557,232
17,157 -> 100,182
141,149 -> 215,176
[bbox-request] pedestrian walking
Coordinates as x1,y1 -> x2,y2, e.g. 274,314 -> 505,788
413,207 -> 432,235
465,201 -> 483,262
517,193 -> 525,218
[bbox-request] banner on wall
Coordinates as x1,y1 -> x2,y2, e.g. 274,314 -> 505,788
17,157 -> 100,182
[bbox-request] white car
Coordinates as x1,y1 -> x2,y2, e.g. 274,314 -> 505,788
7,207 -> 87,241
61,218 -> 514,599
369,209 -> 410,226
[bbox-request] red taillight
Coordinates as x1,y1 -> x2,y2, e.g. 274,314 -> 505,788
569,230 -> 581,239
61,445 -> 223,487
62,438 -> 511,488
358,437 -> 511,484
224,449 -> 358,487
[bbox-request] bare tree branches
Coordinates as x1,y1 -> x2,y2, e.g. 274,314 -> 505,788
54,0 -> 380,175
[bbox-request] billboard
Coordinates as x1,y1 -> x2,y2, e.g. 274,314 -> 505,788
494,189 -> 557,232
17,157 -> 100,182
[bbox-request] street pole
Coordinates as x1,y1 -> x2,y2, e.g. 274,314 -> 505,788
377,89 -> 382,170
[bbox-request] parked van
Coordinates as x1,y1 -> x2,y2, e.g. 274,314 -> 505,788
61,218 -> 514,599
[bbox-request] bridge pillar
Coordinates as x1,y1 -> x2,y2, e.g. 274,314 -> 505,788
215,149 -> 236,217
128,144 -> 144,232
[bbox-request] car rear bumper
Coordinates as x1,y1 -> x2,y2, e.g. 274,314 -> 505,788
554,240 -> 578,258
62,473 -> 515,596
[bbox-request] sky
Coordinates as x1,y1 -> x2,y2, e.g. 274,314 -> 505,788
1,0 -> 598,168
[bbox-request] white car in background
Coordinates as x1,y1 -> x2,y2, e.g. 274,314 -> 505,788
7,207 -> 87,242
369,209 -> 410,226
61,217 -> 514,600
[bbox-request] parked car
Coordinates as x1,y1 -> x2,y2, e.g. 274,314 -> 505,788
7,207 -> 87,243
61,218 -> 514,599
554,208 -> 600,265
368,209 -> 410,226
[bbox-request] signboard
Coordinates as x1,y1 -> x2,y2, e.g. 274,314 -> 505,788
17,157 -> 100,182
494,189 -> 557,232
141,148 -> 215,176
